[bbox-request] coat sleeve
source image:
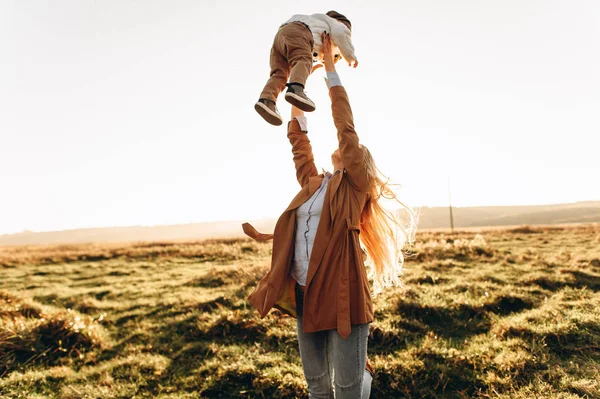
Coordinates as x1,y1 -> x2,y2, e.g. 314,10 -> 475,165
329,86 -> 369,192
288,119 -> 319,187
330,22 -> 357,64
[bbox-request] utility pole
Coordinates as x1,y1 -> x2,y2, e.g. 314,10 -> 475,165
448,176 -> 454,233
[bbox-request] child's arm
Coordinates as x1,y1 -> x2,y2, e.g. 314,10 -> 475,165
288,107 -> 318,188
330,23 -> 358,68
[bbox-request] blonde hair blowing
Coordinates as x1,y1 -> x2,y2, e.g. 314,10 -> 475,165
359,146 -> 419,295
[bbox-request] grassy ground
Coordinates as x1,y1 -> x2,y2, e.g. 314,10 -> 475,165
1,225 -> 599,398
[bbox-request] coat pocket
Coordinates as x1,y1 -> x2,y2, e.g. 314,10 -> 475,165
346,218 -> 362,282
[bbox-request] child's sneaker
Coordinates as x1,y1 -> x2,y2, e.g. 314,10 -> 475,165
255,99 -> 283,126
284,83 -> 316,112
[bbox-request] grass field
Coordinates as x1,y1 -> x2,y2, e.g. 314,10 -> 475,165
1,225 -> 599,398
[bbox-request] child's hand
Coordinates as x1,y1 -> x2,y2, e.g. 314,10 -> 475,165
311,63 -> 323,74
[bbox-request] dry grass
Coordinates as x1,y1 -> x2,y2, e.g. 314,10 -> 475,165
1,225 -> 599,398
0,293 -> 105,376
0,239 -> 270,268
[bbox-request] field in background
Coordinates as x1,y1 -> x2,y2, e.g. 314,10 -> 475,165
1,225 -> 599,398
2,201 -> 599,246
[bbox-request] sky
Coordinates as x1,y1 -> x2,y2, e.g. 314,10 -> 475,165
1,0 -> 599,235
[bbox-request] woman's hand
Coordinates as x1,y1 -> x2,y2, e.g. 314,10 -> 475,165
321,33 -> 336,72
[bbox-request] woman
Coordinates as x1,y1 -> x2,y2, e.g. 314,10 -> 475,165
243,34 -> 417,398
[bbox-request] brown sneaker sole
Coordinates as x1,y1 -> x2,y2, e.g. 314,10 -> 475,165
255,102 -> 283,126
284,92 -> 316,112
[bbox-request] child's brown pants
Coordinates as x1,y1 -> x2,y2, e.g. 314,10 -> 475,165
259,22 -> 314,102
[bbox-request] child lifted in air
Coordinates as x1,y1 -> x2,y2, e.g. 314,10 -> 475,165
254,11 -> 358,126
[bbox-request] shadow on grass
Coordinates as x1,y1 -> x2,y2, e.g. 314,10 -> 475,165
482,296 -> 534,315
199,368 -> 306,399
398,302 -> 490,338
407,275 -> 451,285
200,369 -> 258,398
374,350 -> 486,399
148,310 -> 268,351
96,311 -> 295,397
185,267 -> 265,290
111,295 -> 244,329
396,296 -> 534,339
368,323 -> 423,354
96,305 -> 269,362
197,362 -> 307,399
502,321 -> 600,357
526,270 -> 600,292
92,310 -> 301,397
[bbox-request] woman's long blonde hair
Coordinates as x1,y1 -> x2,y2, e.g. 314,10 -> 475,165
358,146 -> 419,295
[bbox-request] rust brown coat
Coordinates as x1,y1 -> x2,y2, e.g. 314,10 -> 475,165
244,86 -> 373,339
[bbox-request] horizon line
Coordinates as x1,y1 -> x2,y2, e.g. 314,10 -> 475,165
2,199 -> 598,237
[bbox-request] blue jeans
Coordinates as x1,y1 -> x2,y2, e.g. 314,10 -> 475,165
296,285 -> 372,398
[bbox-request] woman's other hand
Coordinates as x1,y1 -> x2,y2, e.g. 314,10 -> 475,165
321,33 -> 336,72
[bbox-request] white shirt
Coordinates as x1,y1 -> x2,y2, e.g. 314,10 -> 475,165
284,13 -> 357,64
291,171 -> 333,286
289,111 -> 343,286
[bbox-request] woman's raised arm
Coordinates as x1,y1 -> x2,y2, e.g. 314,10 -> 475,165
322,34 -> 369,192
288,106 -> 318,187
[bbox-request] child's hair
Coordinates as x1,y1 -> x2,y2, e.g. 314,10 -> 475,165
326,11 -> 352,30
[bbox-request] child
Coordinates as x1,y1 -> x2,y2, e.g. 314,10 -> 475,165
255,11 -> 358,126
